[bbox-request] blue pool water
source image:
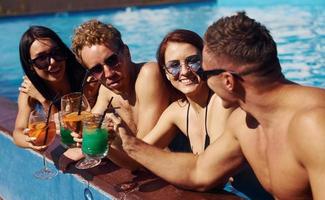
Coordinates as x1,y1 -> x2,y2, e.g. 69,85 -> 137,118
0,0 -> 324,101
0,133 -> 111,200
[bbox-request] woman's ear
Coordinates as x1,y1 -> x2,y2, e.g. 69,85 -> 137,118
165,71 -> 171,81
123,44 -> 130,58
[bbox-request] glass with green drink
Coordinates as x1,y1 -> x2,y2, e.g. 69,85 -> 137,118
75,114 -> 109,169
60,92 -> 91,148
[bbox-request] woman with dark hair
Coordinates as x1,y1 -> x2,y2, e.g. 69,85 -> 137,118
13,26 -> 99,150
138,29 -> 233,154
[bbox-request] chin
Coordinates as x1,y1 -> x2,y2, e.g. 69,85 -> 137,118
222,100 -> 238,109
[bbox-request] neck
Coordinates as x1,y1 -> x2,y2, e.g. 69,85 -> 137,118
46,75 -> 71,97
120,62 -> 137,100
239,75 -> 294,127
187,84 -> 210,113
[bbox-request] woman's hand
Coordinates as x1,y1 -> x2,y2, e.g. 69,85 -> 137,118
19,76 -> 46,103
23,128 -> 47,151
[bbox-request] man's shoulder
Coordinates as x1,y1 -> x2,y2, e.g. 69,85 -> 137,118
137,61 -> 161,79
225,108 -> 247,134
288,106 -> 325,149
290,106 -> 325,134
288,107 -> 325,165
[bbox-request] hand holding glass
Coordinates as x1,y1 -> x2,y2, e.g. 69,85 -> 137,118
27,109 -> 57,179
60,92 -> 91,148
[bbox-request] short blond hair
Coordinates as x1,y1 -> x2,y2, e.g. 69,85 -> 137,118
72,19 -> 124,60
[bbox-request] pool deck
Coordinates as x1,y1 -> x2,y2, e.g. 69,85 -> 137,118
0,96 -> 241,200
0,0 -> 213,17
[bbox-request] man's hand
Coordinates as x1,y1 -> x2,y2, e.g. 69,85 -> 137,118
106,112 -> 134,147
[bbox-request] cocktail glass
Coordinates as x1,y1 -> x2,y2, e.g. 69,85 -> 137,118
60,92 -> 91,147
75,114 -> 109,169
28,109 -> 58,179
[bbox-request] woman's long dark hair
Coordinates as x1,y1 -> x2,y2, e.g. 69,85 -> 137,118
156,29 -> 204,102
19,26 -> 86,109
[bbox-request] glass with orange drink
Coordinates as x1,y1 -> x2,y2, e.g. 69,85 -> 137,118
60,92 -> 91,148
27,109 -> 58,179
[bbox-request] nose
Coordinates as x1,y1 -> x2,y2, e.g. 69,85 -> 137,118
179,62 -> 190,75
103,64 -> 115,78
47,57 -> 56,71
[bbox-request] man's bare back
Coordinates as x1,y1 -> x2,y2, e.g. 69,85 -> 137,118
229,85 -> 325,199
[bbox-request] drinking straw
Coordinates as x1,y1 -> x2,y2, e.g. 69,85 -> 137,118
43,102 -> 54,145
43,94 -> 60,145
98,97 -> 114,128
76,70 -> 90,133
77,70 -> 90,115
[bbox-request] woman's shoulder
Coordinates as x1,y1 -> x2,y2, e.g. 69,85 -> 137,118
164,100 -> 188,116
17,91 -> 36,109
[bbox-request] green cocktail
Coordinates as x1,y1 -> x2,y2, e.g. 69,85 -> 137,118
82,127 -> 109,157
60,127 -> 75,147
75,114 -> 109,169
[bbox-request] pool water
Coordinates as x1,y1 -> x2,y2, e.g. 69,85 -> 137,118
0,0 -> 324,101
0,133 -> 111,200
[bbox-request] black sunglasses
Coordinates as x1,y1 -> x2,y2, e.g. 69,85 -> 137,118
31,48 -> 66,69
165,54 -> 201,77
196,68 -> 226,80
197,68 -> 243,81
88,53 -> 120,80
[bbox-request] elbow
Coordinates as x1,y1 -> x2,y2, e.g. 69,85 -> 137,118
182,165 -> 228,192
185,179 -> 225,192
179,172 -> 227,192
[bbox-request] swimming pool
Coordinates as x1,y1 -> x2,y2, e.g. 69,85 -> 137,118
0,0 -> 324,101
0,132 -> 111,200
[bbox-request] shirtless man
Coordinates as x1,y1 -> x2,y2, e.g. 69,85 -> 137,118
70,19 -> 170,168
115,12 -> 325,199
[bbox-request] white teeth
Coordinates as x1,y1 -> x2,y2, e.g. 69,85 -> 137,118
180,79 -> 192,84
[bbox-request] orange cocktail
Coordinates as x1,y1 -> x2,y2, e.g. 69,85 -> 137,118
61,111 -> 93,133
28,121 -> 56,146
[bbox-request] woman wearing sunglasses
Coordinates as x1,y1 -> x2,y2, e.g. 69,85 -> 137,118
125,29 -> 234,155
12,26 -> 97,150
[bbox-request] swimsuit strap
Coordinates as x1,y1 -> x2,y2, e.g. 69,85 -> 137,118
204,90 -> 212,149
186,102 -> 190,137
186,89 -> 212,152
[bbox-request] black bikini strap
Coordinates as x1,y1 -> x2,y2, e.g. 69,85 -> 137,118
186,102 -> 190,137
204,90 -> 212,149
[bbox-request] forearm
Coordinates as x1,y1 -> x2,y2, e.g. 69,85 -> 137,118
107,145 -> 142,171
123,136 -> 214,190
13,129 -> 30,148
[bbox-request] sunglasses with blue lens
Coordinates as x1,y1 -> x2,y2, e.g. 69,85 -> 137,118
165,54 -> 201,77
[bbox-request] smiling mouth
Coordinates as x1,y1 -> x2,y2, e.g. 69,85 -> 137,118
48,67 -> 61,73
179,77 -> 197,85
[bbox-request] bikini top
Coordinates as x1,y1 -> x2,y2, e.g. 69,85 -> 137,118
186,90 -> 211,153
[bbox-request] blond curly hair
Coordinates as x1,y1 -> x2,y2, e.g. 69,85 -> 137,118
72,19 -> 124,61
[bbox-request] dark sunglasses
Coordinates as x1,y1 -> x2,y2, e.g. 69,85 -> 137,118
88,53 -> 120,80
30,48 -> 66,69
197,68 -> 242,81
165,54 -> 201,77
196,68 -> 226,80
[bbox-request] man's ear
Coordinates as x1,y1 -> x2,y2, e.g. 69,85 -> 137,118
222,72 -> 235,92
